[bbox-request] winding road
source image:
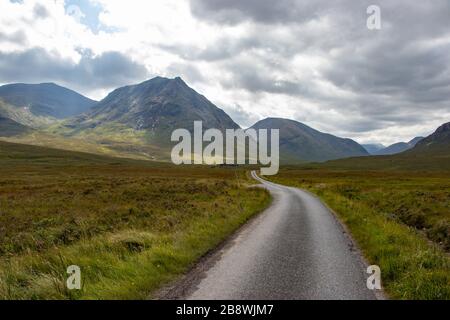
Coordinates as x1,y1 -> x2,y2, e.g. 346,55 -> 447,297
165,171 -> 378,300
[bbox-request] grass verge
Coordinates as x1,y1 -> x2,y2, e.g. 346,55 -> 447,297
270,169 -> 449,300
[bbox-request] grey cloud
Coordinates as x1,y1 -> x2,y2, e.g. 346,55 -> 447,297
160,36 -> 257,62
190,0 -> 328,25
187,0 -> 450,137
161,29 -> 314,63
222,73 -> 305,96
33,3 -> 49,19
323,34 -> 450,116
0,30 -> 27,45
219,59 -> 310,96
0,48 -> 149,93
223,103 -> 260,128
166,63 -> 205,84
330,119 -> 387,133
190,0 -> 449,34
325,41 -> 450,95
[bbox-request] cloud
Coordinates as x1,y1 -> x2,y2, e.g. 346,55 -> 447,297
222,103 -> 260,128
0,48 -> 149,95
166,62 -> 205,84
33,3 -> 49,19
324,41 -> 450,104
189,0 -> 326,25
0,30 -> 27,45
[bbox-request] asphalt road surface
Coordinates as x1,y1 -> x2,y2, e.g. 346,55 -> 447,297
166,171 -> 378,300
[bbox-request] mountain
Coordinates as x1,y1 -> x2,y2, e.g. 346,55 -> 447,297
0,83 -> 96,119
374,137 -> 424,155
408,137 -> 425,146
250,118 -> 369,163
322,122 -> 450,171
362,143 -> 385,154
411,122 -> 450,154
59,77 -> 240,145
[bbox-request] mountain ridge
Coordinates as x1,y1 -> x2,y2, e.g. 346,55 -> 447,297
1,77 -> 446,165
373,136 -> 424,155
251,117 -> 369,163
0,82 -> 96,119
411,122 -> 450,154
63,76 -> 240,139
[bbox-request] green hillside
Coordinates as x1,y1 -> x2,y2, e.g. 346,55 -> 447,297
0,140 -> 139,166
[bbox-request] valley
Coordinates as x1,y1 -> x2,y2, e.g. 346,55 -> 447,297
0,77 -> 448,300
1,0 -> 448,306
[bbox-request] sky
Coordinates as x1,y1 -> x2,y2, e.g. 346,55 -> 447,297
0,0 -> 449,145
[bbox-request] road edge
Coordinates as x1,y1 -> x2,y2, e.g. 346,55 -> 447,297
254,171 -> 388,300
152,181 -> 273,300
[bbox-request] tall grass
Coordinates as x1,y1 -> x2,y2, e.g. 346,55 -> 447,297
0,143 -> 271,299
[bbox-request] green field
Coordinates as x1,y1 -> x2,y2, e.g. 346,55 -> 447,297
270,167 -> 449,299
0,141 -> 270,299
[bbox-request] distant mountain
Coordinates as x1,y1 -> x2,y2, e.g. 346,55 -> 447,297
250,118 -> 368,163
374,137 -> 424,155
362,143 -> 385,154
60,77 -> 240,145
412,122 -> 450,153
0,83 -> 96,119
323,122 -> 450,171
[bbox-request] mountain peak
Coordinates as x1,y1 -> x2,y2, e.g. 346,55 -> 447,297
259,117 -> 295,123
251,117 -> 368,162
139,76 -> 186,84
255,117 -> 314,130
413,122 -> 450,151
69,75 -> 239,145
435,122 -> 450,134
